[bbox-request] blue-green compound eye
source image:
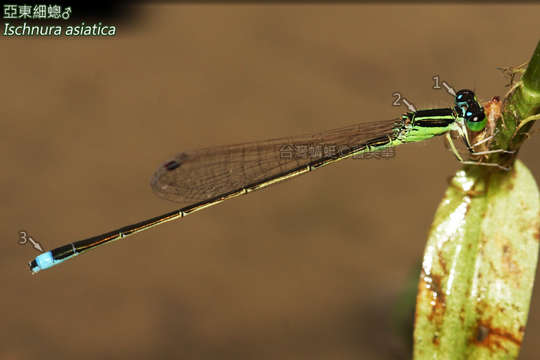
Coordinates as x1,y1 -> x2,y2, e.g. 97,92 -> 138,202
455,89 -> 477,116
464,103 -> 487,132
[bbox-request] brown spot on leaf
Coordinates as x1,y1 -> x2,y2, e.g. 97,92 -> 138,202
459,305 -> 466,324
465,201 -> 472,215
488,260 -> 498,274
473,318 -> 522,353
465,189 -> 485,197
476,324 -> 490,342
511,167 -> 518,179
475,300 -> 488,317
438,253 -> 448,274
501,243 -> 521,279
426,274 -> 446,323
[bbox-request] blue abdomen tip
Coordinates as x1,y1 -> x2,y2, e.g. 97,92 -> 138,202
33,252 -> 54,272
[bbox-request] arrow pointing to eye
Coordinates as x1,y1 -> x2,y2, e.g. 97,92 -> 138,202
442,82 -> 456,97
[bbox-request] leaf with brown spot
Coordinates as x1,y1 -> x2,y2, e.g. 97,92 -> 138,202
413,161 -> 539,359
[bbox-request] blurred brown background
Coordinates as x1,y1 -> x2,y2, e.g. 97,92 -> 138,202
2,4 -> 540,359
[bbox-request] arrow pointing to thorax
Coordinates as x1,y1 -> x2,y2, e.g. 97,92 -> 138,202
402,98 -> 417,112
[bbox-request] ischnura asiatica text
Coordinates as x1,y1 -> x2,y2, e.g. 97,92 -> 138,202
29,89 -> 511,274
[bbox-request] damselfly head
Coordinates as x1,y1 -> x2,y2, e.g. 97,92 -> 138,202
455,89 -> 477,117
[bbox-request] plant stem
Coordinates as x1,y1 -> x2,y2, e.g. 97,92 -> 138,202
490,40 -> 540,169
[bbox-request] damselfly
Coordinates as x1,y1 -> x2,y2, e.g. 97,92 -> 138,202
29,90 -> 511,273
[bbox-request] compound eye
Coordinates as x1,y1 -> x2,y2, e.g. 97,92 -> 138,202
455,89 -> 476,103
464,105 -> 487,132
455,89 -> 477,117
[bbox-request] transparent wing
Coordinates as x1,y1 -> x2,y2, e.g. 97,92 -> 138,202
151,118 -> 402,204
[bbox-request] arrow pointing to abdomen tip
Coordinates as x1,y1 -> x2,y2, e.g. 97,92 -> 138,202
28,237 -> 43,252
